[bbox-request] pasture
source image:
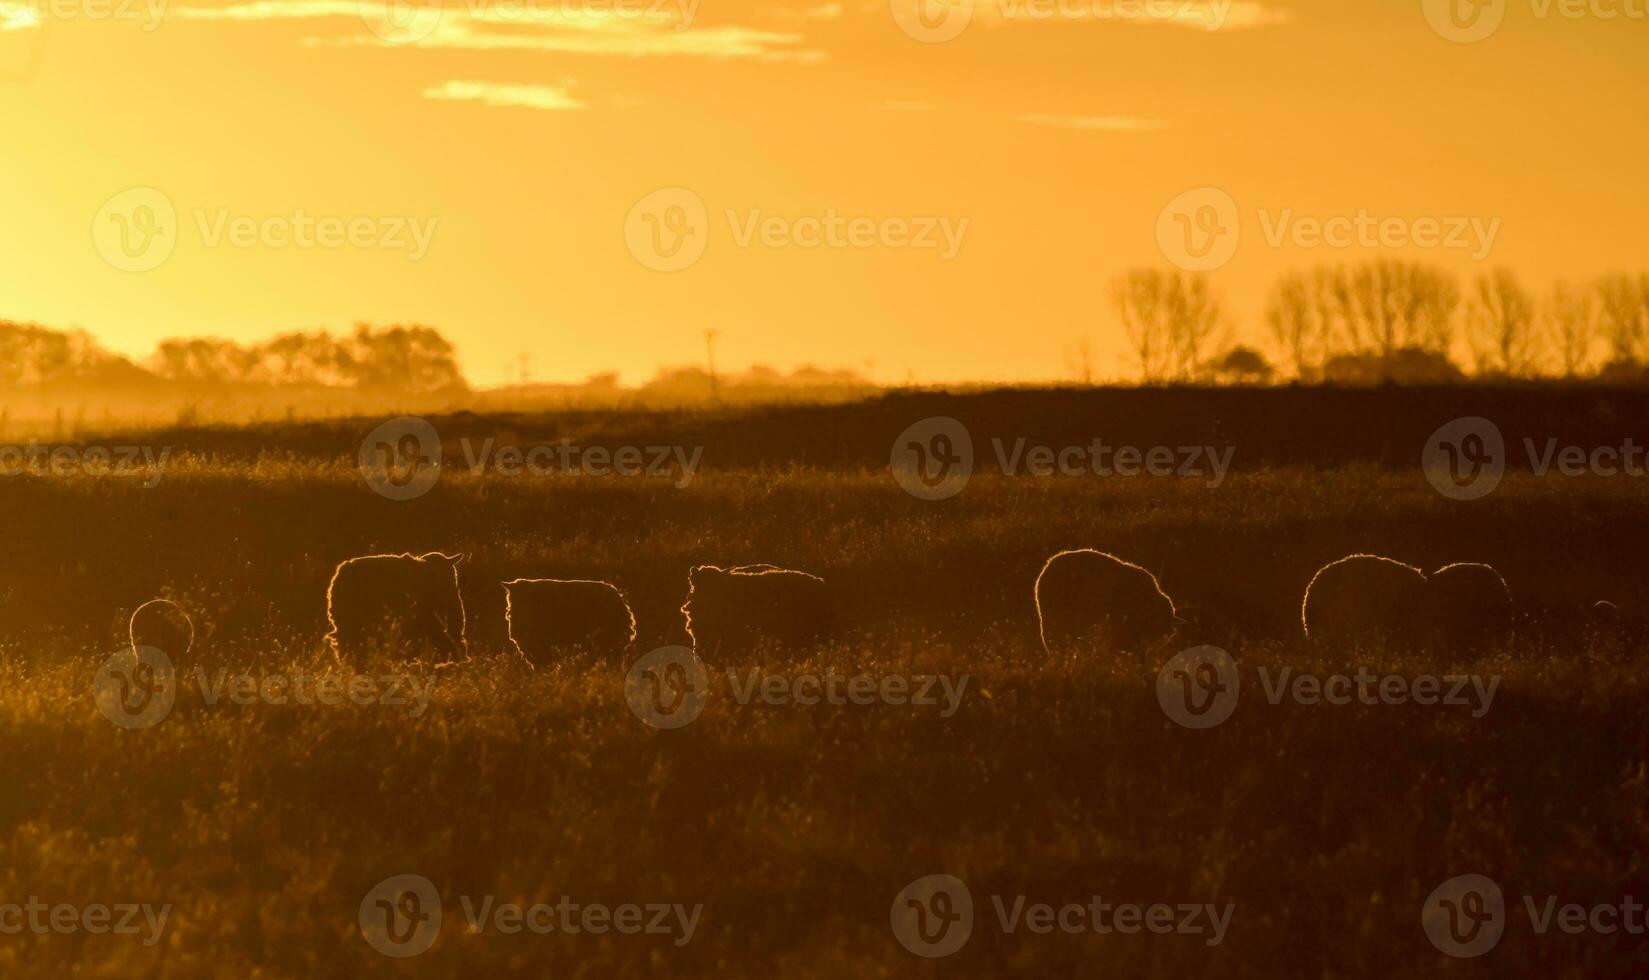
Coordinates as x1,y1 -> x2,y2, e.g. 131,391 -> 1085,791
1,387 -> 1646,977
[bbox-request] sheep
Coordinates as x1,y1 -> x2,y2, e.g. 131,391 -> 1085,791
326,553 -> 466,664
1034,549 -> 1178,657
681,564 -> 834,655
1301,554 -> 1428,650
503,578 -> 636,664
1423,562 -> 1514,654
129,598 -> 195,669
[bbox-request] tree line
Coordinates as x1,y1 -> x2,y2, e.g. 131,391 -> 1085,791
1106,260 -> 1649,384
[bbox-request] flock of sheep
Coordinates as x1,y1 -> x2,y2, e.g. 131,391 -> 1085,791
121,548 -> 1538,667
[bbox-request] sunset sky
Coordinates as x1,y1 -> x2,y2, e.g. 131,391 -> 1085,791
2,0 -> 1646,385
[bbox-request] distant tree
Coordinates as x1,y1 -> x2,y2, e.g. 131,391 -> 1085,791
1465,267 -> 1537,377
1111,268 -> 1228,382
1342,258 -> 1460,361
1064,337 -> 1095,385
147,337 -> 258,383
1113,269 -> 1174,382
0,321 -> 146,386
1595,272 -> 1649,364
1543,280 -> 1598,378
1209,345 -> 1274,385
1266,271 -> 1317,379
1166,274 -> 1229,379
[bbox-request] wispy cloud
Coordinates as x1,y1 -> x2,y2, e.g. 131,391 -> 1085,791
879,0 -> 1291,31
423,79 -> 587,110
173,0 -> 823,60
1015,113 -> 1169,131
1,5 -> 42,29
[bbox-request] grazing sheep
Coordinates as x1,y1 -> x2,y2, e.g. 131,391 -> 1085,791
681,564 -> 834,655
326,553 -> 466,664
1585,599 -> 1634,650
1034,549 -> 1178,657
503,578 -> 636,663
1423,562 -> 1514,653
129,598 -> 195,668
1301,554 -> 1428,650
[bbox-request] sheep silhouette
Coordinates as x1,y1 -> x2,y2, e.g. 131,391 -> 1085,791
129,598 -> 195,669
1301,554 -> 1428,650
503,578 -> 636,664
1423,562 -> 1514,653
681,564 -> 834,655
326,553 -> 466,664
1034,549 -> 1178,657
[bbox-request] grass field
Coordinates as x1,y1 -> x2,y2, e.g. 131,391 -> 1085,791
2,388 -> 1647,977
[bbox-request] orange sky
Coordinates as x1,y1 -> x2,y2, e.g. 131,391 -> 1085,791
1,0 -> 1646,385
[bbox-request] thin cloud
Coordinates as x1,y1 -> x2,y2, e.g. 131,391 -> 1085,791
877,0 -> 1292,31
175,0 -> 823,61
317,21 -> 817,60
423,79 -> 587,110
1015,113 -> 1170,131
1,6 -> 41,29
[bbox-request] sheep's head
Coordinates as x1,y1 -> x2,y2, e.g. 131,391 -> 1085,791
415,552 -> 467,651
